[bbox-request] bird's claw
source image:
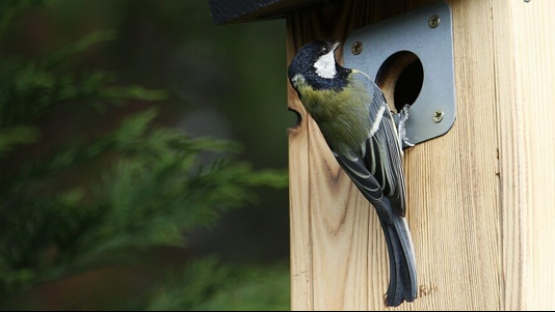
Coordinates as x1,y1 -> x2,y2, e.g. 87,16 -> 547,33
398,105 -> 415,150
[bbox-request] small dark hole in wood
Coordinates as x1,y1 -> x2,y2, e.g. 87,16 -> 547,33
288,107 -> 303,128
375,51 -> 424,113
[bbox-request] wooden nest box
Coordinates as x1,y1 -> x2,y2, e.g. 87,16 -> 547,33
209,0 -> 555,310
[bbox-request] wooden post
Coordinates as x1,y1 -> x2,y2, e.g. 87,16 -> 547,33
210,0 -> 555,310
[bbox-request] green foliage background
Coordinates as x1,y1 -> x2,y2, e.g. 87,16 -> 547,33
0,0 -> 290,310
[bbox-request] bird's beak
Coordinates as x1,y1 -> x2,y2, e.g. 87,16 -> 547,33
331,41 -> 341,52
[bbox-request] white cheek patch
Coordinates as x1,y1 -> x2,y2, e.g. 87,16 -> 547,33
314,52 -> 337,79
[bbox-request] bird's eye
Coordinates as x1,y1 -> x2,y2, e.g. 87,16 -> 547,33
319,47 -> 329,55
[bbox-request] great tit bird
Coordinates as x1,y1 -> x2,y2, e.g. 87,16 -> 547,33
288,41 -> 417,307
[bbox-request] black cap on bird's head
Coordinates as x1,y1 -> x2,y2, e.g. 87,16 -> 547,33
288,41 -> 343,89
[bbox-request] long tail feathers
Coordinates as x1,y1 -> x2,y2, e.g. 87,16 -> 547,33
380,216 -> 418,307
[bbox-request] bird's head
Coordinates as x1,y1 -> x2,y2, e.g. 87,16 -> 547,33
288,40 -> 341,89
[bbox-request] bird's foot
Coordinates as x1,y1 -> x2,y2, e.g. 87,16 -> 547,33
398,105 -> 415,150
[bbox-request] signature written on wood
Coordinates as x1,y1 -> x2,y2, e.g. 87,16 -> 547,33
418,284 -> 439,298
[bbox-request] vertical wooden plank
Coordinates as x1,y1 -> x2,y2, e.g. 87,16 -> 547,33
491,1 -> 522,310
287,84 -> 314,310
516,3 -> 555,308
493,0 -> 555,310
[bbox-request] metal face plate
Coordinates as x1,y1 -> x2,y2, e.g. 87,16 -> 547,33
343,1 -> 456,145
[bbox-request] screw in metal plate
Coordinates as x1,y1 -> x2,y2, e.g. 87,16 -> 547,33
351,41 -> 364,55
433,110 -> 445,123
428,15 -> 441,28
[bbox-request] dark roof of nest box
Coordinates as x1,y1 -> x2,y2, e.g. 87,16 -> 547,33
208,0 -> 324,25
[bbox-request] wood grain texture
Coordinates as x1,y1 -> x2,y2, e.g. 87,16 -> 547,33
493,0 -> 555,310
288,34 -> 314,311
288,0 -> 555,310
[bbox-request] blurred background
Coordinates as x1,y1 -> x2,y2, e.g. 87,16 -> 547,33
0,0 -> 291,310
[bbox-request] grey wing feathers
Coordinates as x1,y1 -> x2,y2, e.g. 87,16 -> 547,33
344,71 -> 407,217
335,155 -> 393,224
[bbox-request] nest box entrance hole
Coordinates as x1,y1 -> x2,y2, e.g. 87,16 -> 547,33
376,51 -> 424,114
